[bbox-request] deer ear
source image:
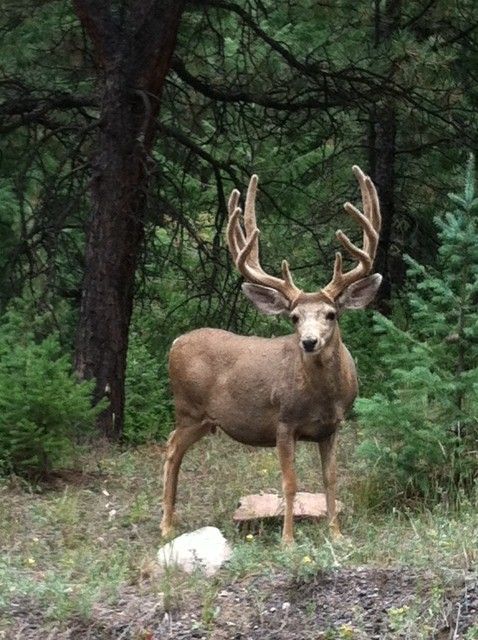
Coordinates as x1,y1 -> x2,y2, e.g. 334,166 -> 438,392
241,283 -> 290,315
337,274 -> 382,311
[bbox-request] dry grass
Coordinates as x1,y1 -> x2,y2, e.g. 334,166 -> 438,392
0,430 -> 477,638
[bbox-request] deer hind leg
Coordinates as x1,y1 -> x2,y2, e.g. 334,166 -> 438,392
160,420 -> 211,538
318,433 -> 341,539
276,426 -> 297,545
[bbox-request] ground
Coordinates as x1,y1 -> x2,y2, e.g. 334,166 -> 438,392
0,433 -> 477,639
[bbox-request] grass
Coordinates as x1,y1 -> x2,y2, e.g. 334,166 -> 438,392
0,429 -> 477,637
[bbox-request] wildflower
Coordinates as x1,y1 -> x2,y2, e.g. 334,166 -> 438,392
338,623 -> 355,638
301,555 -> 312,564
246,533 -> 254,541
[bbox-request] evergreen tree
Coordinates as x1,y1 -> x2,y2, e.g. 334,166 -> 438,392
356,155 -> 478,504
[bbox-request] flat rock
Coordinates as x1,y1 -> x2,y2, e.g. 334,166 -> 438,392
157,526 -> 232,576
233,492 -> 343,522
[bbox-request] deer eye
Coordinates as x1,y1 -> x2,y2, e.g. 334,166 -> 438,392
290,314 -> 299,324
326,311 -> 336,321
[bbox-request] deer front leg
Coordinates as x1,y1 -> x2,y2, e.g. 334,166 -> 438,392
318,433 -> 341,539
276,425 -> 297,545
161,422 -> 209,538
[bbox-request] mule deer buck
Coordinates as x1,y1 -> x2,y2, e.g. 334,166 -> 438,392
161,166 -> 381,544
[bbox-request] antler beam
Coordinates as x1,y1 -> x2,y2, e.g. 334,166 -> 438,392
322,165 -> 381,300
226,175 -> 301,303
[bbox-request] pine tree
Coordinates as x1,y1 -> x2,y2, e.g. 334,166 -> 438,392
355,155 -> 478,505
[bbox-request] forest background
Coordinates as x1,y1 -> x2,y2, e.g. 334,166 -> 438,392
0,0 -> 477,523
0,2 -> 477,637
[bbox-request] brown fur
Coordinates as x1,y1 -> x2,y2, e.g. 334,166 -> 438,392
161,301 -> 358,543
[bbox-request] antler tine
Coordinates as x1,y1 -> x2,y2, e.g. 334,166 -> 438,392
227,189 -> 244,263
367,174 -> 382,233
228,187 -> 240,216
226,205 -> 242,263
322,166 -> 381,301
243,175 -> 260,265
226,175 -> 301,302
351,165 -> 380,256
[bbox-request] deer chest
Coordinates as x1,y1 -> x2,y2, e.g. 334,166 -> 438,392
278,393 -> 345,441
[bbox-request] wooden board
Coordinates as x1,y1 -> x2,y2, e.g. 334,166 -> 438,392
233,492 -> 343,522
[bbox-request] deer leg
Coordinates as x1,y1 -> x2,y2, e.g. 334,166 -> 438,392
276,426 -> 297,545
160,421 -> 210,538
318,433 -> 341,538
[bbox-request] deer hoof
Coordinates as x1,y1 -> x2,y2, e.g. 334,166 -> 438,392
281,534 -> 295,547
329,523 -> 343,541
160,522 -> 174,539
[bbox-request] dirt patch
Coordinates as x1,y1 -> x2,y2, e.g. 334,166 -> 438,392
4,568 -> 475,639
168,568 -> 476,640
1,587 -> 165,640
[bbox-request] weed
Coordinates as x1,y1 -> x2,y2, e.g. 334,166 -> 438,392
200,583 -> 221,629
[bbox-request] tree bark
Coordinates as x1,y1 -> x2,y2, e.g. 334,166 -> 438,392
73,1 -> 185,439
368,102 -> 397,310
368,0 -> 401,313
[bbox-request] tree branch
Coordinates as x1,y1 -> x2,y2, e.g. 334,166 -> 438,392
158,121 -> 237,178
170,57 -> 345,110
0,91 -> 98,133
205,0 -> 321,80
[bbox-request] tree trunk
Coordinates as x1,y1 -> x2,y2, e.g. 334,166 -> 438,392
368,102 -> 397,311
368,0 -> 401,313
73,1 -> 185,439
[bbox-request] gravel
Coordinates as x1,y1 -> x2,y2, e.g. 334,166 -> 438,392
3,568 -> 477,639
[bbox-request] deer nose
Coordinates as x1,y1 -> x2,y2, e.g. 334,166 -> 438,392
302,338 -> 318,352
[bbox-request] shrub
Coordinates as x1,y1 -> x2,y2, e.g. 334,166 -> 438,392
123,329 -> 173,444
354,155 -> 478,506
0,309 -> 103,478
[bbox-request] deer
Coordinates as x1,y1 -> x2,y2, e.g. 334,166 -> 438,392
161,165 -> 382,544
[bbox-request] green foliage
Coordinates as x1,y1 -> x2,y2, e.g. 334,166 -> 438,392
1,0 -> 477,455
0,180 -> 20,310
0,308 -> 103,477
355,156 -> 478,506
123,328 -> 172,444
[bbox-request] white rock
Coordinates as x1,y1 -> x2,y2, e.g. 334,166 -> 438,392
157,526 -> 232,576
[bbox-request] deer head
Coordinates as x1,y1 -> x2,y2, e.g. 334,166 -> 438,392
226,166 -> 382,355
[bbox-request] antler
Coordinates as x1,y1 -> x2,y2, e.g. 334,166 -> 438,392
226,175 -> 301,303
321,165 -> 381,300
